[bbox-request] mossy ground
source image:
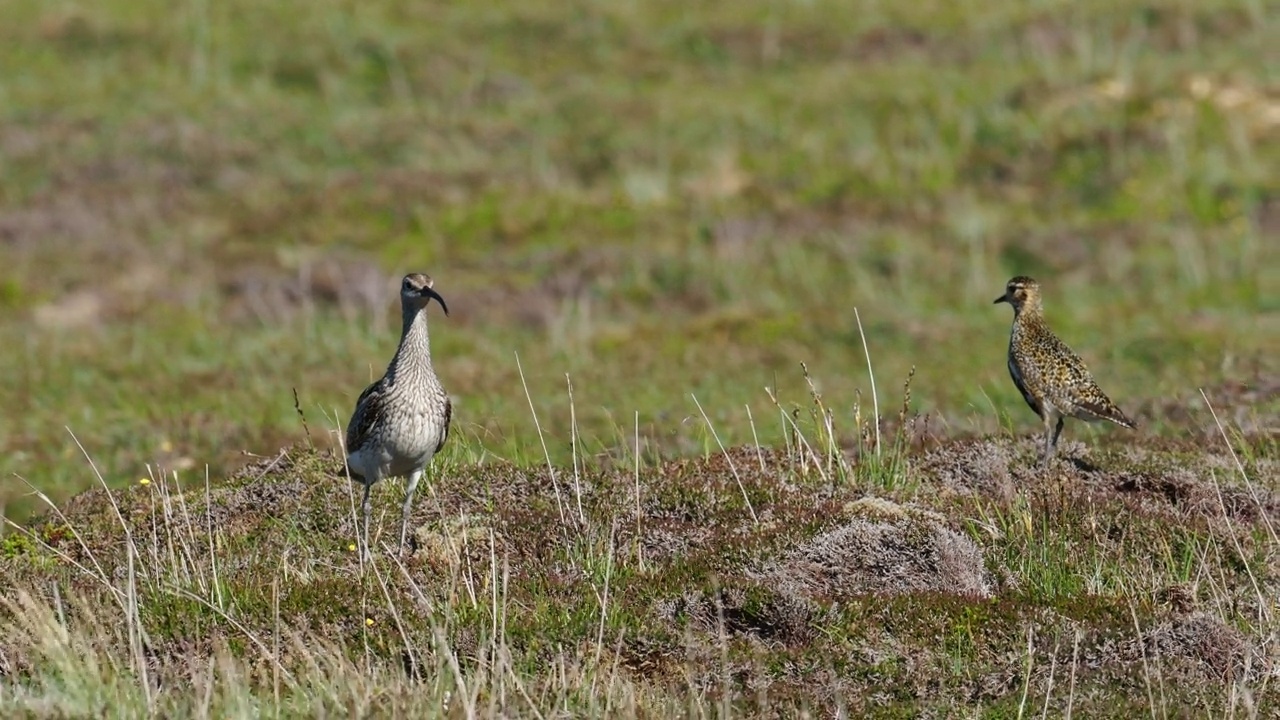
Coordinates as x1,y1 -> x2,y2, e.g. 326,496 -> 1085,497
3,410 -> 1276,715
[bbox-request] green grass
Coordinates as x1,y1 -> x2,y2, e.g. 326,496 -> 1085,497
1,0 -> 1275,518
1,0 -> 1277,714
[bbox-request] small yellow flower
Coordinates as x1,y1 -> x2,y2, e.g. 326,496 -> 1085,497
348,543 -> 357,552
365,618 -> 375,627
139,478 -> 151,486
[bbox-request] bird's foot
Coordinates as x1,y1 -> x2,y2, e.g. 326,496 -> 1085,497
398,537 -> 416,558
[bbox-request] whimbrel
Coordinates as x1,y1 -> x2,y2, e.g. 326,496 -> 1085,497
345,273 -> 452,557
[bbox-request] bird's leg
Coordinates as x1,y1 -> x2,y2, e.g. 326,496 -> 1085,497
400,467 -> 424,551
1039,413 -> 1057,468
1048,415 -> 1068,504
360,481 -> 374,562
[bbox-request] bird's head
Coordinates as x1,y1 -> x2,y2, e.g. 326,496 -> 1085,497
400,273 -> 449,315
993,276 -> 1041,313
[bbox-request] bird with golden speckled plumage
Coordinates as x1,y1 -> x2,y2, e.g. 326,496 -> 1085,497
994,276 -> 1135,467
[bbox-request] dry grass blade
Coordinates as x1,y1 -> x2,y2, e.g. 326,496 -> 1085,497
853,307 -> 881,457
517,352 -> 570,535
1195,390 -> 1272,624
691,393 -> 758,524
1200,388 -> 1277,544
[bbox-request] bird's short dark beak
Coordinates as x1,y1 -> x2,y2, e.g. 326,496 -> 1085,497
993,293 -> 1009,305
423,287 -> 449,316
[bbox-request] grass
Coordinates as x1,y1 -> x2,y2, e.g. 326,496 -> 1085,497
1,0 -> 1277,714
1,408 -> 1275,716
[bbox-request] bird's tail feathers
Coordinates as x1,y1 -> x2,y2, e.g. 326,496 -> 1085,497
1073,400 -> 1137,429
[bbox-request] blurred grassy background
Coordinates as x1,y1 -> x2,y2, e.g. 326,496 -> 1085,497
1,0 -> 1276,519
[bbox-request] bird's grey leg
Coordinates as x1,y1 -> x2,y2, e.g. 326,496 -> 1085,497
400,467 -> 423,551
1050,416 -> 1065,459
1040,412 -> 1057,468
361,481 -> 374,561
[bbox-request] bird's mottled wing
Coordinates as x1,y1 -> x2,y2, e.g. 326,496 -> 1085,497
346,379 -> 388,455
1042,332 -> 1092,385
1041,332 -> 1136,428
435,396 -> 452,455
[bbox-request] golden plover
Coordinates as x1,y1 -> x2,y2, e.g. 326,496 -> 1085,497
994,276 -> 1135,466
346,273 -> 452,557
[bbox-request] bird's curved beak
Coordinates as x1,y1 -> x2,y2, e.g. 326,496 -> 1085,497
423,286 -> 449,316
993,292 -> 1009,305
